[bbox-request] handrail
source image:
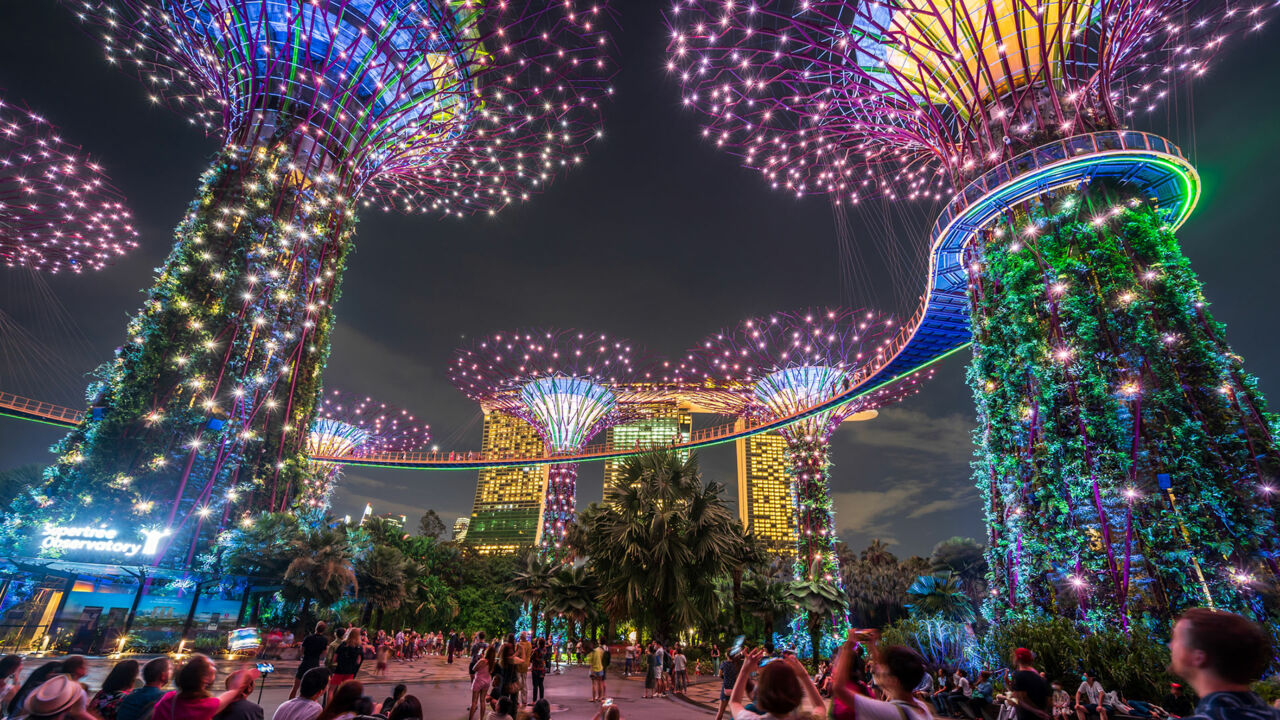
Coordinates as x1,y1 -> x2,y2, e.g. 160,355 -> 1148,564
0,132 -> 1197,470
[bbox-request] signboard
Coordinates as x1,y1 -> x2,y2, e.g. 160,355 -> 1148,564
38,525 -> 169,558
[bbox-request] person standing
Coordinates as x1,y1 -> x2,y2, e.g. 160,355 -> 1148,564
116,658 -> 171,720
653,644 -> 668,698
469,633 -> 489,682
291,623 -> 329,700
530,639 -> 547,705
713,648 -> 741,720
469,645 -> 496,720
623,643 -> 635,678
330,629 -> 365,691
643,645 -> 657,700
588,642 -> 607,703
494,642 -> 521,712
1168,608 -> 1280,720
709,646 -> 720,676
273,669 -> 330,720
673,648 -> 687,694
1008,648 -> 1052,720
516,633 -> 533,709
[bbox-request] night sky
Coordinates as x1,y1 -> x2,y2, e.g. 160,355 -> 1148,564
2,1 -> 1278,560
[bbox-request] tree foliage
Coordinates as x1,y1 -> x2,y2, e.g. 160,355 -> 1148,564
572,450 -> 745,640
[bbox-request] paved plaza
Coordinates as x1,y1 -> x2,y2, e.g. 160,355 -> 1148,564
59,653 -> 718,720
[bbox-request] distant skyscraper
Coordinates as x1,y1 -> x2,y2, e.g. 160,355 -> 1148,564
735,421 -> 797,558
463,409 -> 549,554
452,517 -> 470,543
603,401 -> 693,499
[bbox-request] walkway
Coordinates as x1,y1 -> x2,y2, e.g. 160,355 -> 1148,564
38,653 -> 715,720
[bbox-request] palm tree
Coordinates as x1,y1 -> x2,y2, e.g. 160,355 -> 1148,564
929,537 -> 989,603
214,512 -> 301,578
727,530 -> 769,635
354,544 -> 409,627
905,572 -> 975,623
741,569 -> 791,645
545,564 -> 598,640
284,525 -> 357,610
787,557 -> 849,660
508,552 -> 557,637
574,450 -> 743,641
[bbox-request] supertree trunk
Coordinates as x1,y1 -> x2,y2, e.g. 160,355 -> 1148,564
784,435 -> 851,656
4,140 -> 355,566
968,184 -> 1280,629
787,438 -> 841,582
541,462 -> 578,551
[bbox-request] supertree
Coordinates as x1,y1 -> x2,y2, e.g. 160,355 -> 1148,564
299,389 -> 431,510
450,330 -> 640,551
1,95 -> 137,273
2,0 -> 616,567
685,308 -> 933,656
668,0 -> 1280,626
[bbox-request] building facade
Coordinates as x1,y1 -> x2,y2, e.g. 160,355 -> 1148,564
452,517 -> 470,542
735,421 -> 797,558
603,401 -> 693,499
462,409 -> 549,554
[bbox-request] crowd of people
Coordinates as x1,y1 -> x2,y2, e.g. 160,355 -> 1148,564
0,609 -> 1275,720
705,609 -> 1280,720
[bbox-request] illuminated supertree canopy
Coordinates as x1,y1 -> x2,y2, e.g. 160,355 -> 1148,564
300,389 -> 431,510
1,95 -> 138,273
666,0 -> 1271,199
687,308 -> 933,655
451,329 -> 640,549
669,1 -> 1280,627
4,0 -> 617,567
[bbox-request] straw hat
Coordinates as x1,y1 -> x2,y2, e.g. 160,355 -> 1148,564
25,675 -> 84,718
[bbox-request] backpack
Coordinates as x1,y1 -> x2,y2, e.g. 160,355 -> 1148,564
601,648 -> 611,668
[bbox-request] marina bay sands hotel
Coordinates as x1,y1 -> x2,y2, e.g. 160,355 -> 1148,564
458,389 -> 874,556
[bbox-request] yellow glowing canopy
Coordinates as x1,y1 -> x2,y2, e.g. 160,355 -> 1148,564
886,0 -> 1098,110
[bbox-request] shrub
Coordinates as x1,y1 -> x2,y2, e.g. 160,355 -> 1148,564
981,615 -> 1176,700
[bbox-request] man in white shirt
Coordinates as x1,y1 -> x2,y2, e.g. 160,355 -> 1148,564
947,669 -> 972,717
1076,674 -> 1108,720
272,668 -> 329,720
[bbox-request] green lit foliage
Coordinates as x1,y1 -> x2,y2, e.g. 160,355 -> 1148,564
2,143 -> 357,562
981,615 -> 1176,699
968,185 -> 1280,627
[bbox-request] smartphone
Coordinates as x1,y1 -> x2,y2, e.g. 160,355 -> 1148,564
729,634 -> 746,658
602,698 -> 614,707
256,663 -> 274,674
759,657 -> 777,667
